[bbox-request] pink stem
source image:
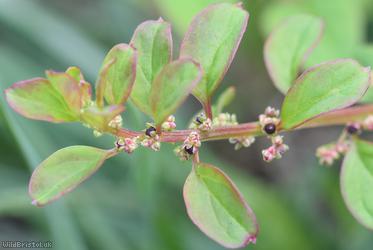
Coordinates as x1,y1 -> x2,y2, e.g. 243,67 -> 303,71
115,104 -> 373,143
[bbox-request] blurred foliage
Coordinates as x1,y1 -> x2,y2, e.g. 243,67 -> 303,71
0,0 -> 372,250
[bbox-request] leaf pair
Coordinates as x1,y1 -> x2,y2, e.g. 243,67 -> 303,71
264,15 -> 371,129
30,141 -> 260,249
128,19 -> 202,126
130,3 -> 249,123
5,67 -> 91,123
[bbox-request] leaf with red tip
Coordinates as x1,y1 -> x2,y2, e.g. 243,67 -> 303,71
150,58 -> 202,126
5,78 -> 79,122
130,19 -> 172,115
264,14 -> 324,94
96,44 -> 137,106
66,66 -> 85,82
341,139 -> 373,230
79,80 -> 92,107
281,59 -> 371,129
29,146 -> 115,206
46,70 -> 81,114
65,67 -> 92,108
81,105 -> 124,132
180,3 -> 249,105
184,162 -> 258,248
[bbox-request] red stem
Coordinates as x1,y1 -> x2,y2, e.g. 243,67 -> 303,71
204,98 -> 213,120
115,104 -> 373,143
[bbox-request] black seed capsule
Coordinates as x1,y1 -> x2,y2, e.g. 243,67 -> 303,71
184,146 -> 194,155
264,123 -> 276,135
346,125 -> 358,134
195,116 -> 203,124
145,126 -> 156,137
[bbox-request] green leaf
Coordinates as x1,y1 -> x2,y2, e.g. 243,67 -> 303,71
46,70 -> 81,114
179,3 -> 249,105
264,14 -> 324,94
66,66 -> 84,82
5,78 -> 79,122
65,66 -> 93,108
29,146 -> 115,206
81,105 -> 124,132
341,139 -> 373,230
260,0 -> 364,68
79,80 -> 93,108
130,19 -> 172,115
281,59 -> 371,129
150,58 -> 202,126
357,45 -> 373,103
96,44 -> 137,106
154,0 -> 238,33
183,162 -> 258,248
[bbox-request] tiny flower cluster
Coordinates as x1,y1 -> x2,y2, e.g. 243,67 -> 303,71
108,115 -> 123,129
229,136 -> 255,150
316,141 -> 350,166
212,112 -> 255,150
140,124 -> 161,151
190,113 -> 212,131
175,131 -> 201,160
115,123 -> 164,154
162,115 -> 176,131
212,113 -> 238,127
344,117 -> 373,134
259,106 -> 280,135
115,137 -> 139,153
259,107 -> 289,162
262,135 -> 289,162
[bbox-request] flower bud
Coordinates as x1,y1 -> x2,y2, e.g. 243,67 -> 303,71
229,136 -> 255,150
115,137 -> 139,154
212,113 -> 238,127
363,115 -> 373,130
162,115 -> 176,131
316,144 -> 339,166
108,115 -> 123,129
191,113 -> 212,131
261,135 -> 289,162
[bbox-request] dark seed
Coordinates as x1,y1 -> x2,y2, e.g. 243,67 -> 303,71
145,126 -> 156,137
346,125 -> 358,134
264,123 -> 276,135
184,146 -> 194,155
195,117 -> 203,124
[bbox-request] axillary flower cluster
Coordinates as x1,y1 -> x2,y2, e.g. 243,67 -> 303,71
112,106 -> 291,164
259,107 -> 289,162
316,116 -> 373,166
112,107 -> 373,167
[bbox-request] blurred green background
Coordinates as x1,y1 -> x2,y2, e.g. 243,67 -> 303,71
0,0 -> 372,249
